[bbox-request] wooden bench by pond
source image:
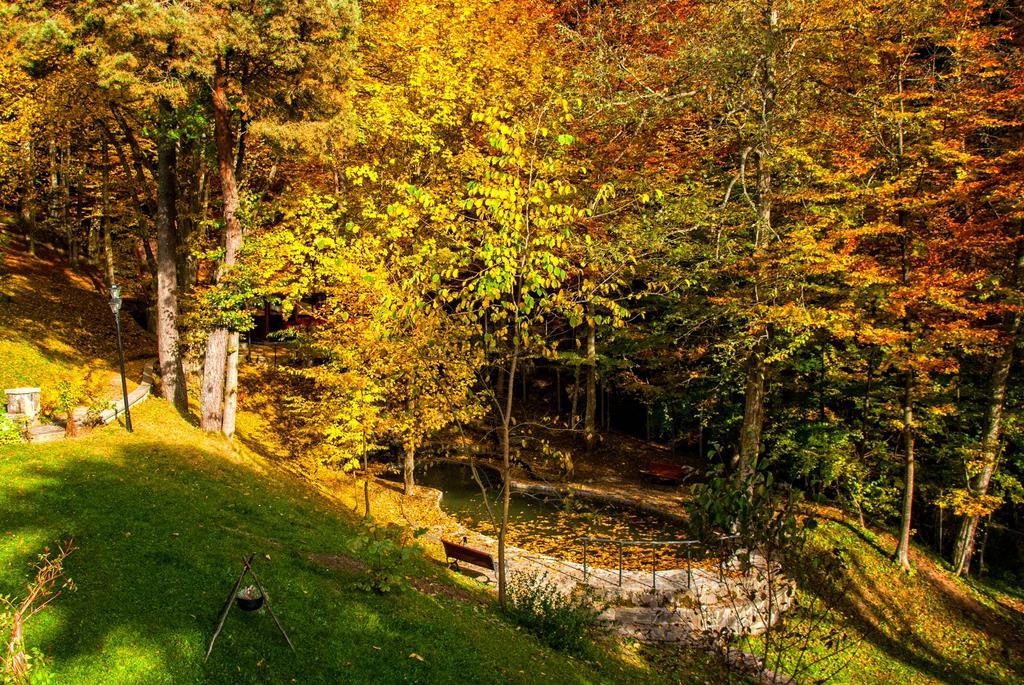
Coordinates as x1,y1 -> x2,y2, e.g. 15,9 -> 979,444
639,460 -> 693,486
442,538 -> 495,575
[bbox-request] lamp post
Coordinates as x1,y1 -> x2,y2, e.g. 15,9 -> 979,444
109,284 -> 133,432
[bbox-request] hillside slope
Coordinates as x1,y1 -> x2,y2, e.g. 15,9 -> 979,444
0,245 -> 154,408
754,512 -> 1024,684
3,245 -> 1023,684
0,400 -> 683,684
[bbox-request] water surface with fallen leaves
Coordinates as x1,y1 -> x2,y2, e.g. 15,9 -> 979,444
418,461 -> 716,572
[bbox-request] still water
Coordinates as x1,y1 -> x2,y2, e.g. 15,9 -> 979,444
416,461 -> 703,571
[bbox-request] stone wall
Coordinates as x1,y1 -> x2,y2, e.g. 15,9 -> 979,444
429,519 -> 793,643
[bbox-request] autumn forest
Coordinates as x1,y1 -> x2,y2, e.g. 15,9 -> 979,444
1,0 -> 1023,683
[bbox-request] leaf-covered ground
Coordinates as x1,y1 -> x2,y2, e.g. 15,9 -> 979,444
0,245 -> 153,410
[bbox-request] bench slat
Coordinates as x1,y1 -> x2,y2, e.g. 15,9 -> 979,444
442,539 -> 495,572
639,460 -> 689,484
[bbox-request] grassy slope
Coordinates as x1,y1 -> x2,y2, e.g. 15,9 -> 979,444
0,247 -> 153,407
751,513 -> 1024,685
0,401 -> 685,684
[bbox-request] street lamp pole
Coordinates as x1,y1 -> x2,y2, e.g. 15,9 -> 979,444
109,284 -> 133,432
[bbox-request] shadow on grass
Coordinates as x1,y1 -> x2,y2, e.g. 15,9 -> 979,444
0,248 -> 153,375
817,513 -> 890,559
0,436 -> 659,685
791,521 -> 1024,685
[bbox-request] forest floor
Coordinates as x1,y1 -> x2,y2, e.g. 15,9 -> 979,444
3,242 -> 1023,683
0,241 -> 153,408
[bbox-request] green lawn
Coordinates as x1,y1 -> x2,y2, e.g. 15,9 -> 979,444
0,401 -> 673,684
745,515 -> 1024,685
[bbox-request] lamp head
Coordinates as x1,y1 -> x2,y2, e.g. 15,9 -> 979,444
109,284 -> 123,314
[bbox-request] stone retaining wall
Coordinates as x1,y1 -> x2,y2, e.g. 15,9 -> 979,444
413,459 -> 794,657
425,504 -> 793,643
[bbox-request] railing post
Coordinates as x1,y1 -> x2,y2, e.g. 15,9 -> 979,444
618,543 -> 623,587
652,546 -> 657,590
583,538 -> 588,582
686,545 -> 692,588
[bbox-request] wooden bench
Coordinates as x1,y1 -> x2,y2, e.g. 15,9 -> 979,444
639,460 -> 692,485
442,538 -> 495,574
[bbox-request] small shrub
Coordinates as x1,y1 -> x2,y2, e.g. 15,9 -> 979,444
52,380 -> 84,437
502,570 -> 608,655
84,394 -> 112,427
1,541 -> 75,684
347,520 -> 426,593
0,415 -> 23,446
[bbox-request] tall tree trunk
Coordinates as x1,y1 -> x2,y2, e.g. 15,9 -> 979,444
201,64 -> 243,434
222,332 -> 240,438
497,339 -> 520,606
176,139 -> 203,292
101,141 -> 114,286
62,141 -> 76,269
894,194 -> 915,571
569,362 -> 581,430
201,329 -> 229,431
99,119 -> 157,285
20,139 -> 36,255
584,310 -> 597,450
87,213 -> 99,268
953,240 -> 1023,575
155,99 -> 188,414
734,2 -> 777,487
403,442 -> 416,496
735,337 -> 767,483
895,370 -> 915,571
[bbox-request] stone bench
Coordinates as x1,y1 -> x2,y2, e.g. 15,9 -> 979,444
5,387 -> 40,421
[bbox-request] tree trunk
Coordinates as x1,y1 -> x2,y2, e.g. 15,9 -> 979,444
584,311 -> 597,450
201,338 -> 229,433
403,442 -> 416,496
953,239 -> 1023,575
63,141 -> 76,269
569,363 -> 581,430
222,332 -> 240,439
101,141 -> 115,286
735,337 -> 766,484
895,370 -> 915,571
155,99 -> 188,414
498,341 -> 519,606
99,119 -> 157,288
87,213 -> 99,268
201,64 -> 244,434
20,139 -> 36,255
733,3 -> 776,487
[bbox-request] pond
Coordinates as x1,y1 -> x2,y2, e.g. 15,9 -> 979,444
414,461 -> 710,571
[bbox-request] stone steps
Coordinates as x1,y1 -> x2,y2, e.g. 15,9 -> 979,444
23,364 -> 156,443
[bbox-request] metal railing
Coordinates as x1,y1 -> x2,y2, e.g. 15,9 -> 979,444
580,535 -> 739,589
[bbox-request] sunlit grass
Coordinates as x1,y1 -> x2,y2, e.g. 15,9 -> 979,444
743,517 -> 1024,684
0,401 -> 682,684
